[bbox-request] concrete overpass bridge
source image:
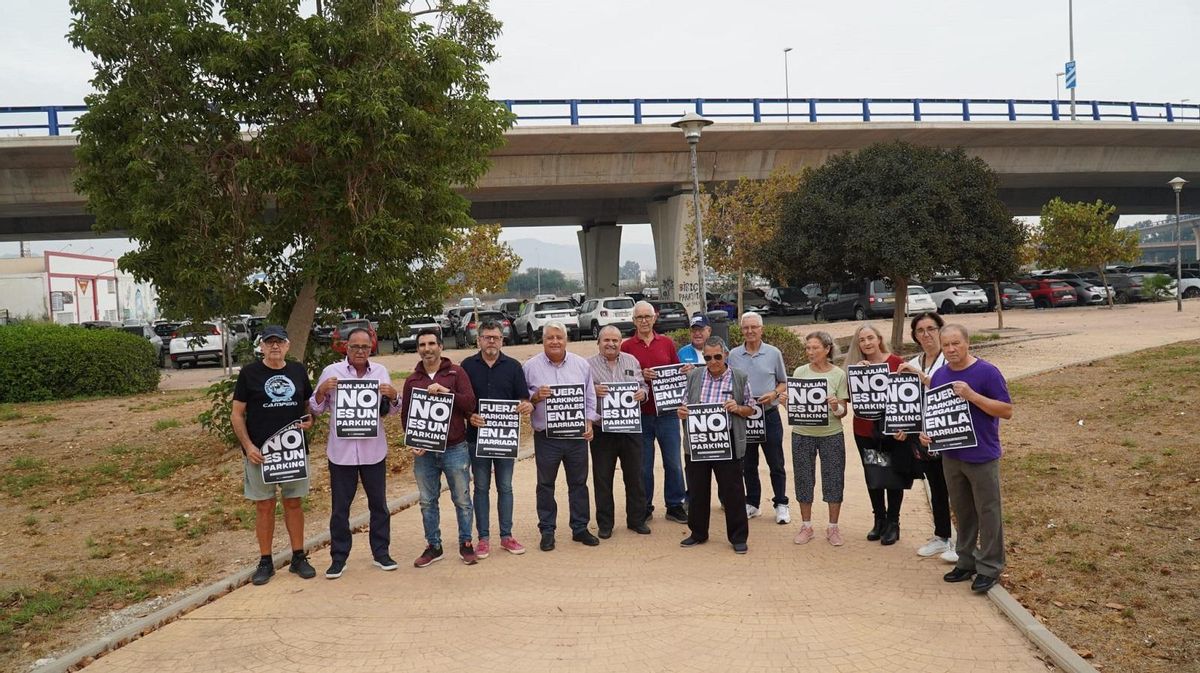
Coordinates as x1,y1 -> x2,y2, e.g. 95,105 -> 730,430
3,98 -> 1200,312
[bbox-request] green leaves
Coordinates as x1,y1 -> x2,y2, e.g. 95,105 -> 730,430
1037,198 -> 1139,271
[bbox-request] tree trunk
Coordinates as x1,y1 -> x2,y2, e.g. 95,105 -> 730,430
286,278 -> 320,358
890,276 -> 908,354
1099,266 -> 1114,308
993,280 -> 1005,330
736,271 -> 744,324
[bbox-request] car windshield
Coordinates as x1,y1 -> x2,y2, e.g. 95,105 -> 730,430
776,288 -> 807,302
655,302 -> 685,312
1001,283 -> 1025,292
957,283 -> 983,292
604,298 -> 635,309
475,312 -> 504,321
537,301 -> 573,311
1049,282 -> 1071,289
340,320 -> 369,330
870,280 -> 895,293
907,286 -> 929,296
409,316 -> 436,325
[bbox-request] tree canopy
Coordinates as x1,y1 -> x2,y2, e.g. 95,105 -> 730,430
505,268 -> 581,297
69,0 -> 513,354
1035,198 -> 1139,308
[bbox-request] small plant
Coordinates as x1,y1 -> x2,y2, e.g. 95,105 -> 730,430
152,418 -> 182,432
0,405 -> 21,421
1142,273 -> 1174,301
22,515 -> 38,527
196,374 -> 238,446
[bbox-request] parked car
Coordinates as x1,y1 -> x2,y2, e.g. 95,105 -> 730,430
978,281 -> 1035,311
460,310 -> 515,347
814,279 -> 896,322
1056,279 -> 1111,305
80,320 -> 117,329
120,322 -> 165,366
168,322 -> 241,369
1016,278 -> 1078,309
719,288 -> 770,315
331,319 -> 379,356
534,294 -> 558,302
152,321 -> 180,363
245,316 -> 267,341
576,296 -> 636,340
393,316 -> 442,352
513,298 -> 579,343
904,285 -> 937,315
649,300 -> 689,333
1099,273 -> 1146,303
494,299 -> 523,320
1169,270 -> 1200,299
764,286 -> 820,316
925,279 -> 989,314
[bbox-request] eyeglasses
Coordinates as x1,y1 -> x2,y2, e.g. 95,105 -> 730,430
633,315 -> 654,321
915,327 -> 939,335
262,339 -> 285,346
347,344 -> 372,351
703,354 -> 724,361
479,335 -> 503,342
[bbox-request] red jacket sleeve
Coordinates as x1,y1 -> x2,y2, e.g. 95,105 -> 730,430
452,366 -> 477,417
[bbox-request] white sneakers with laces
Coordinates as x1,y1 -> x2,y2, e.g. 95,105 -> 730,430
774,503 -> 791,525
917,536 -> 951,557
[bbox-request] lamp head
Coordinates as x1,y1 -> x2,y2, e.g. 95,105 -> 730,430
671,111 -> 713,144
1168,176 -> 1188,194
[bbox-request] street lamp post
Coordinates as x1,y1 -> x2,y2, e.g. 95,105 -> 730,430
671,111 -> 714,315
1169,177 -> 1187,312
1067,0 -> 1076,120
1056,71 -> 1065,105
783,47 -> 793,122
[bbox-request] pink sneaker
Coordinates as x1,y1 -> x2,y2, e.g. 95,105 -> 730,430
500,536 -> 526,555
475,538 -> 490,559
793,526 -> 815,544
826,527 -> 844,547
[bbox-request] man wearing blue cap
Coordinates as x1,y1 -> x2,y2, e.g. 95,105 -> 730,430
232,325 -> 316,585
677,315 -> 713,365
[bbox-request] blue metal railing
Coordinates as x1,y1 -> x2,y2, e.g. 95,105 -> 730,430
3,98 -> 1200,136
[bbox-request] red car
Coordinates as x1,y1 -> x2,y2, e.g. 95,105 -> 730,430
1017,279 -> 1078,309
331,319 -> 379,356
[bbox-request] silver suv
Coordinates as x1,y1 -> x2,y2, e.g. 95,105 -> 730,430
513,299 -> 579,343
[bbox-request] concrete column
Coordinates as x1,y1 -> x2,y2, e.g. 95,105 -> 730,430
577,222 -> 622,299
1192,224 -> 1199,263
649,194 -> 705,316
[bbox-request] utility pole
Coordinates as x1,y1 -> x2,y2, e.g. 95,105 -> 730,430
1068,0 -> 1076,121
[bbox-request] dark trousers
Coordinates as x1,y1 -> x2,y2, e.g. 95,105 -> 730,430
534,432 -> 590,535
743,407 -> 789,508
914,457 -> 952,539
591,430 -> 646,531
328,459 -> 390,562
686,457 -> 749,544
943,455 -> 1005,578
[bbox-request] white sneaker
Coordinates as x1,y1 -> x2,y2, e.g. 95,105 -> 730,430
746,504 -> 761,518
774,504 -> 791,525
917,536 -> 950,557
941,544 -> 959,563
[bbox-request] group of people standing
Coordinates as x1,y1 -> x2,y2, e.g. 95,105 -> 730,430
232,303 -> 1012,595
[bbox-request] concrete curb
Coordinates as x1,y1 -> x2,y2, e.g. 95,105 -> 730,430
36,448 -> 536,673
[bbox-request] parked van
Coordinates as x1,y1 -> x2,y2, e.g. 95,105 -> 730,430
814,279 -> 895,322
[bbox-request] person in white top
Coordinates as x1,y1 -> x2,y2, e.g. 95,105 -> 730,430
896,311 -> 956,563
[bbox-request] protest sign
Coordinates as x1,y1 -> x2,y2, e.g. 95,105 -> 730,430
686,403 -> 733,461
601,382 -> 642,434
334,379 -> 380,438
546,383 -> 587,439
745,403 -> 765,442
787,377 -> 830,427
847,363 -> 890,420
405,387 -> 454,452
476,398 -> 521,459
923,382 -> 978,452
883,372 -> 923,434
650,364 -> 688,413
261,420 -> 308,484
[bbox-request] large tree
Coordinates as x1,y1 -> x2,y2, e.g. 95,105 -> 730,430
1035,198 -> 1140,308
69,0 -> 512,355
441,222 -> 520,321
770,141 -> 1018,351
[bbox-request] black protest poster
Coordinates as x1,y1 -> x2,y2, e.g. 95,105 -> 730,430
686,403 -> 733,461
745,403 -> 765,442
546,383 -> 587,439
787,377 -> 830,427
261,420 -> 308,484
883,372 -> 923,435
847,363 -> 890,421
334,379 -> 380,438
476,398 -> 521,459
923,383 -> 978,452
650,364 -> 688,413
405,388 -> 454,452
601,382 -> 642,434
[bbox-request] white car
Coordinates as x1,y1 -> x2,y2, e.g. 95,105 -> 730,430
168,321 -> 243,369
1168,274 -> 1200,299
513,298 -> 578,343
925,279 -> 989,314
576,296 -> 636,340
904,285 -> 937,315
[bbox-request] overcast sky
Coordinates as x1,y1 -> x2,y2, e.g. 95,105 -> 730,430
2,0 -> 1197,258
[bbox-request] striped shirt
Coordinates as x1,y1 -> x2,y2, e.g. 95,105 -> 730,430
699,365 -> 753,405
587,352 -> 648,394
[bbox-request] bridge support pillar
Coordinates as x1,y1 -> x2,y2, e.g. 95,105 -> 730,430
577,221 -> 622,300
648,193 -> 707,317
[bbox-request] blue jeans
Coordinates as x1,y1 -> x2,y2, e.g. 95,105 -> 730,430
470,444 -> 515,539
641,413 -> 685,510
414,442 -> 473,547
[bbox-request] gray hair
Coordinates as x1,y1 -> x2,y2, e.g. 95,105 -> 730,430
844,323 -> 889,367
597,324 -> 622,339
940,323 -> 970,342
804,330 -> 839,361
633,300 -> 656,317
542,321 -> 569,339
739,311 -> 763,326
703,336 -> 729,353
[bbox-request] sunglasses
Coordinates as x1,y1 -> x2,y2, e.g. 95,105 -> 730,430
703,353 -> 724,361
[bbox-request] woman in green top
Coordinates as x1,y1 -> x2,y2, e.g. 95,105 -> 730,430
789,331 -> 850,546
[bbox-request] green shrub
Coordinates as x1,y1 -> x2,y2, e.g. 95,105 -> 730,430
197,375 -> 238,446
1142,273 -> 1173,301
668,324 -> 809,370
0,323 -> 159,402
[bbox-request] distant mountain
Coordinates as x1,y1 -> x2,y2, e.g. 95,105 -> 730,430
504,237 -> 657,273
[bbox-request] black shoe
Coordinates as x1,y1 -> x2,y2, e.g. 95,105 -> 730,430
971,574 -> 998,593
880,521 -> 900,546
944,567 -> 976,583
325,559 -> 346,579
732,542 -> 749,554
866,516 -> 885,541
680,536 -> 707,547
289,552 -> 316,579
628,524 -> 652,535
540,532 -> 555,552
251,558 -> 275,585
572,530 -> 600,546
598,527 -> 613,539
374,555 -> 399,571
665,505 -> 688,524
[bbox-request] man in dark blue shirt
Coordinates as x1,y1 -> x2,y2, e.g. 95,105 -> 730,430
461,320 -> 533,558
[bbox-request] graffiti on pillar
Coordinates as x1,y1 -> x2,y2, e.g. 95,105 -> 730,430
676,281 -> 700,305
660,278 -> 674,301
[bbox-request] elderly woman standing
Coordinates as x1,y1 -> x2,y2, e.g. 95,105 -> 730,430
790,331 -> 850,546
845,324 -> 912,545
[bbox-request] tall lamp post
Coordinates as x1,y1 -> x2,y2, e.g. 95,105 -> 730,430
1055,71 -> 1065,104
1067,0 -> 1076,120
1169,176 -> 1187,312
672,111 -> 714,315
783,47 -> 793,122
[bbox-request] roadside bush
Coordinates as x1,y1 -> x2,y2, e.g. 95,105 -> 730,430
197,375 -> 238,446
0,323 -> 159,402
1142,274 -> 1173,301
667,324 -> 808,370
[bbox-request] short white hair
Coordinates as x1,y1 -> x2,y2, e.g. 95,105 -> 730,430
597,324 -> 622,339
739,311 -> 763,326
542,321 -> 569,339
633,300 -> 656,316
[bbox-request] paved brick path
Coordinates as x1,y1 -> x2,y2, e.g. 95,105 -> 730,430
86,302 -> 1199,672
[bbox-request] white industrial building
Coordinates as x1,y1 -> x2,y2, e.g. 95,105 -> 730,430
0,251 -> 160,324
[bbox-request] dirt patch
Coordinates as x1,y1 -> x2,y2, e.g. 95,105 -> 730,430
1002,340 -> 1200,672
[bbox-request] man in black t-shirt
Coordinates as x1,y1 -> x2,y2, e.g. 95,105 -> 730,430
232,325 -> 315,585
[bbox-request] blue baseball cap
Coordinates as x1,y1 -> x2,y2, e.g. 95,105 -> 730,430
689,315 -> 709,328
261,325 -> 289,341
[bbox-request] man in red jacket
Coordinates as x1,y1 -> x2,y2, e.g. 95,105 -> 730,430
401,329 -> 479,567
